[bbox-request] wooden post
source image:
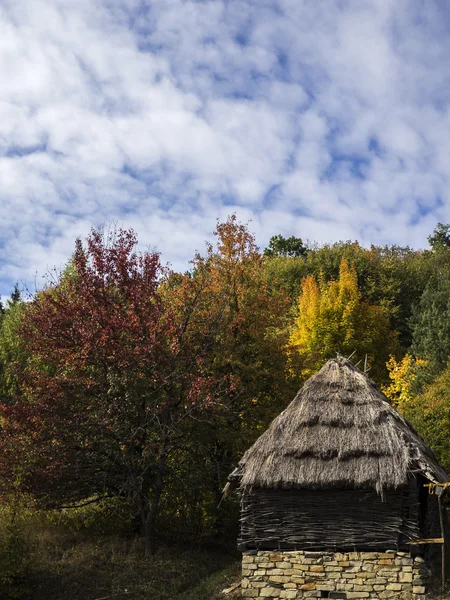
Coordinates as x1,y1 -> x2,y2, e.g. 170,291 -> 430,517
438,492 -> 445,592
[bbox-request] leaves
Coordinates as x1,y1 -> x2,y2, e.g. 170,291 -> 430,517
289,258 -> 398,382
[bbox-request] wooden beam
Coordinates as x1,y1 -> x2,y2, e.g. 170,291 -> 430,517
409,538 -> 444,545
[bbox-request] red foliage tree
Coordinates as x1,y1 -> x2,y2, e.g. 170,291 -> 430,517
0,227 -> 232,553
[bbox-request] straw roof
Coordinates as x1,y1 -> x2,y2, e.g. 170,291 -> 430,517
229,357 -> 448,495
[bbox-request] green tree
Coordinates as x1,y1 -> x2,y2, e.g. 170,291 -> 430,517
428,222 -> 450,250
400,362 -> 450,472
409,269 -> 450,382
264,235 -> 308,258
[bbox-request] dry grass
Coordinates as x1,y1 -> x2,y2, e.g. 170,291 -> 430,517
30,529 -> 239,600
231,357 -> 447,494
0,501 -> 240,600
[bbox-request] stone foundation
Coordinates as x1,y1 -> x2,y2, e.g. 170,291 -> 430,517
242,550 -> 431,599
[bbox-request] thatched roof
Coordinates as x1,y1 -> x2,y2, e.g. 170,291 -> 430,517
229,357 -> 448,495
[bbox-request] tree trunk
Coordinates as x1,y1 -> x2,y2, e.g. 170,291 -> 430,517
144,472 -> 164,555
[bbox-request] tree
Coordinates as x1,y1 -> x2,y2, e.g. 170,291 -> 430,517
162,216 -> 294,533
383,354 -> 428,412
0,220 -> 293,551
264,234 -> 308,258
289,258 -> 398,382
409,274 -> 450,379
400,362 -> 450,472
0,228 -> 233,554
428,222 -> 450,250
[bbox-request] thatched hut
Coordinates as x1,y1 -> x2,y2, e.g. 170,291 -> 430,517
228,357 -> 449,599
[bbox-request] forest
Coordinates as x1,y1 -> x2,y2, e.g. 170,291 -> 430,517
1,216 -> 450,599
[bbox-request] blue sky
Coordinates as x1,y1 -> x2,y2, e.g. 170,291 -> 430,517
1,0 -> 450,296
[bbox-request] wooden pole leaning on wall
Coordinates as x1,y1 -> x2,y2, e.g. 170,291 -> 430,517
438,490 -> 445,593
423,482 -> 450,592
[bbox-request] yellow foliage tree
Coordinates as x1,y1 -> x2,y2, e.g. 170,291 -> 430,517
289,258 -> 398,383
383,354 -> 427,412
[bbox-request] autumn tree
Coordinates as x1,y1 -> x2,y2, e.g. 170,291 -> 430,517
289,258 -> 398,382
0,228 -> 236,553
383,354 -> 428,411
161,217 -> 294,532
0,219 -> 294,549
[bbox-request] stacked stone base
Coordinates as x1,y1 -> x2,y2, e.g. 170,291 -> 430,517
242,550 -> 430,600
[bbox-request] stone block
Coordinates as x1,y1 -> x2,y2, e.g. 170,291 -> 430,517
269,554 -> 284,562
349,561 -> 362,568
275,562 -> 292,569
413,586 -> 426,594
353,585 -> 373,592
242,590 -> 259,598
336,583 -> 354,591
299,583 -> 316,591
260,587 -> 280,597
280,591 -> 297,599
386,583 -> 402,591
303,559 -> 320,565
334,553 -> 348,561
347,592 -> 369,598
243,555 -> 256,563
359,571 -> 375,579
399,571 -> 413,582
310,566 -> 324,572
360,552 -> 378,559
269,576 -> 289,584
316,584 -> 335,591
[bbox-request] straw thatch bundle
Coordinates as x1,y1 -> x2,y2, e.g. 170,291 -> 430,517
229,357 -> 447,496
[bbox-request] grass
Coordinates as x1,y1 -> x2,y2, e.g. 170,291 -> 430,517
31,533 -> 240,600
0,501 -> 241,600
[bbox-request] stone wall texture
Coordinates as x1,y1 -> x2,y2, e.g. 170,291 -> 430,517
241,550 -> 431,600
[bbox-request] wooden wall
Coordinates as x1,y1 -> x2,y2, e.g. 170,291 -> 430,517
238,487 -> 421,551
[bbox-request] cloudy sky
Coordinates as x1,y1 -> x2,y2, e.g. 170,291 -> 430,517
1,0 -> 450,296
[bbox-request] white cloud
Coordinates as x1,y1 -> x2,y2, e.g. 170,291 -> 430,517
1,0 -> 450,293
